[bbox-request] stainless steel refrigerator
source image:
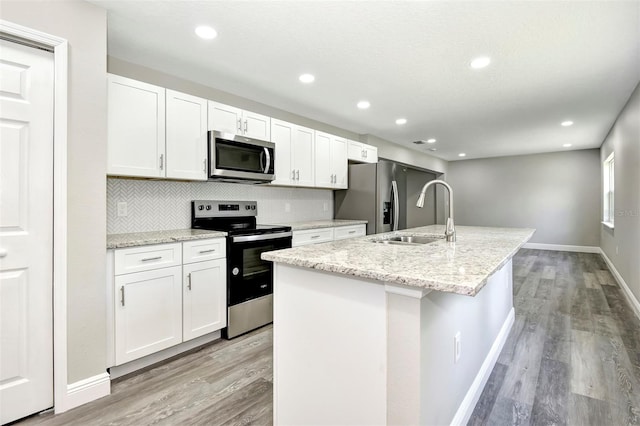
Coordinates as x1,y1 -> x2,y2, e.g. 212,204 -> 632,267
334,160 -> 437,235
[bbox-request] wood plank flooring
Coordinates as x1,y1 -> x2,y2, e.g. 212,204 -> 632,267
14,249 -> 640,426
469,249 -> 640,426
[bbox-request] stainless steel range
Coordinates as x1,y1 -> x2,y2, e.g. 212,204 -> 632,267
191,200 -> 292,339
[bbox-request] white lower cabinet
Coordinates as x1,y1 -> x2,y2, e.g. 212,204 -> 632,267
183,259 -> 226,341
114,266 -> 183,365
109,238 -> 227,367
292,224 -> 366,247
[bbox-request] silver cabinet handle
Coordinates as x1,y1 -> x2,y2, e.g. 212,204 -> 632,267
364,150 -> 368,159
0,248 -> 7,258
237,118 -> 242,133
362,149 -> 365,159
349,230 -> 356,234
141,256 -> 162,262
244,120 -> 248,133
159,154 -> 164,170
311,235 -> 320,239
292,170 -> 296,180
203,158 -> 207,172
187,272 -> 192,290
296,170 -> 300,180
120,286 -> 125,306
198,249 -> 217,254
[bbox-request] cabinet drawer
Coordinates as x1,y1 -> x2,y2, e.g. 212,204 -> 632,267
114,243 -> 182,275
292,228 -> 334,247
334,225 -> 366,240
183,238 -> 226,264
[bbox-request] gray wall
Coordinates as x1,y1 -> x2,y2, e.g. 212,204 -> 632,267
447,150 -> 601,246
1,0 -> 108,383
406,168 -> 437,228
600,82 -> 640,304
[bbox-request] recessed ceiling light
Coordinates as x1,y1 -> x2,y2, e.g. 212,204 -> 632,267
195,25 -> 217,40
458,153 -> 466,157
470,56 -> 491,69
563,143 -> 572,147
299,73 -> 315,84
395,118 -> 407,125
561,120 -> 574,127
357,101 -> 370,109
427,138 -> 436,144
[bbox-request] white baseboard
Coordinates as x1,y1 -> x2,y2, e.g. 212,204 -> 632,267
65,372 -> 110,411
450,307 -> 515,426
109,331 -> 221,379
600,249 -> 640,321
522,243 -> 600,253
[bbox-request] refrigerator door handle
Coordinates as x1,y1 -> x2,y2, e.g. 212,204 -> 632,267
391,180 -> 399,231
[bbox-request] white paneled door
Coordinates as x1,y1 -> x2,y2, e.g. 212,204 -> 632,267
0,39 -> 54,424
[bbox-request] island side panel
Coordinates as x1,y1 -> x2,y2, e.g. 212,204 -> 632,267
419,259 -> 514,425
273,264 -> 388,426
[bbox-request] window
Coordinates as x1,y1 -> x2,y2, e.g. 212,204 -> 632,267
603,152 -> 615,228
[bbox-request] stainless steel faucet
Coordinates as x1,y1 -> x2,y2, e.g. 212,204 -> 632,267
416,180 -> 456,242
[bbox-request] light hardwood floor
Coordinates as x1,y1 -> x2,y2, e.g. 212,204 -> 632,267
15,249 -> 640,425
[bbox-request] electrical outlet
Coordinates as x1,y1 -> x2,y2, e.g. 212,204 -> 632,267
117,202 -> 128,217
284,203 -> 291,213
323,202 -> 328,212
454,332 -> 461,363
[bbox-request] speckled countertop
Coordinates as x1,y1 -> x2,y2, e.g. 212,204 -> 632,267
270,219 -> 368,231
262,225 -> 535,296
107,229 -> 227,249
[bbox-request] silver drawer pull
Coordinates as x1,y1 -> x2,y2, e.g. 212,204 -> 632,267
141,256 -> 162,262
310,235 -> 320,239
198,249 -> 217,254
348,231 -> 356,234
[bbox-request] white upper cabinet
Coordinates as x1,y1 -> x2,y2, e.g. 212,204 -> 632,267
315,131 -> 348,189
166,90 -> 208,181
108,74 -> 166,178
208,100 -> 271,141
271,119 -> 315,187
347,140 -> 378,163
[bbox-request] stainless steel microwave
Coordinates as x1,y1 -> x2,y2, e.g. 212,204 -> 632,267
208,131 -> 275,183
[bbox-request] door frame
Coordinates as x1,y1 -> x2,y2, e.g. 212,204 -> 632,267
0,20 -> 69,414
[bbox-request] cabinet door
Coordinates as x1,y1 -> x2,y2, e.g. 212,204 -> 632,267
292,125 -> 315,187
331,136 -> 349,188
183,259 -> 227,341
242,110 -> 271,141
107,74 -> 165,178
347,140 -> 364,162
271,119 -> 294,185
166,90 -> 208,180
208,100 -> 242,134
363,144 -> 378,163
314,131 -> 332,188
114,266 -> 182,365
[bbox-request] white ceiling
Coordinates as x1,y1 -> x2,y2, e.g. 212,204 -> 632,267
91,0 -> 640,161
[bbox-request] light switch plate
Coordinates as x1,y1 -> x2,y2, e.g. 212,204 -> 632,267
117,202 -> 128,217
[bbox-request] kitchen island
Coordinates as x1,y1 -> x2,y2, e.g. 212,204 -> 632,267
262,224 -> 534,426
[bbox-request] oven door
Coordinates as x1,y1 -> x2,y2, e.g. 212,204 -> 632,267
209,131 -> 275,182
227,232 -> 291,306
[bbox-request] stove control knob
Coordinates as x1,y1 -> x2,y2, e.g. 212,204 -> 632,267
251,205 -> 256,210
232,267 -> 240,276
245,205 -> 251,210
198,205 -> 204,211
206,205 -> 212,210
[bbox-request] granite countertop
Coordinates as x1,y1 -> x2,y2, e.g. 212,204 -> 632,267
107,229 -> 227,249
270,219 -> 368,231
262,225 -> 535,296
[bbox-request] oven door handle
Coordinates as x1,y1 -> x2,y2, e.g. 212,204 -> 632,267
231,231 -> 292,243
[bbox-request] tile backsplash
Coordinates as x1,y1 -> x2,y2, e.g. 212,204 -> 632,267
107,178 -> 334,234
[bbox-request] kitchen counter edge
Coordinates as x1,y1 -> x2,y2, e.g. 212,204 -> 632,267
107,229 -> 227,249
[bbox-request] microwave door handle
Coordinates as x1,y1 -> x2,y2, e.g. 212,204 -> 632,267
263,147 -> 271,174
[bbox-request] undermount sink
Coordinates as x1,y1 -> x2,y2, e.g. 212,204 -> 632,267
371,235 -> 442,245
